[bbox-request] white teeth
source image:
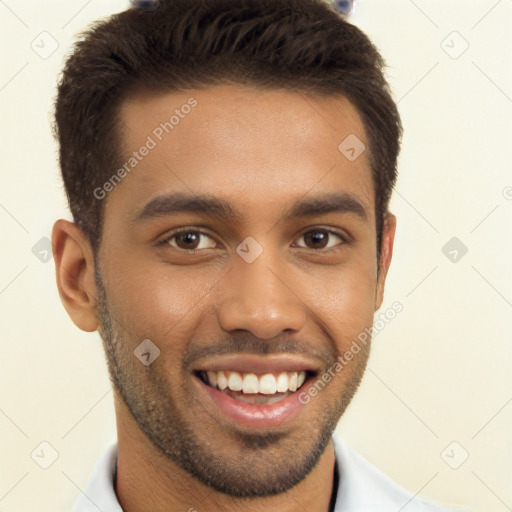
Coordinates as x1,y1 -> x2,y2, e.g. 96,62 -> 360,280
276,372 -> 288,392
227,372 -> 243,391
206,371 -> 217,388
217,371 -> 228,390
289,372 -> 298,392
242,373 -> 259,394
203,370 -> 308,394
259,373 -> 277,394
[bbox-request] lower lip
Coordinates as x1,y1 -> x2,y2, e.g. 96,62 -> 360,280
195,376 -> 311,428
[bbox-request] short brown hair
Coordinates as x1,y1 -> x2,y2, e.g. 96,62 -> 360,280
54,0 -> 402,253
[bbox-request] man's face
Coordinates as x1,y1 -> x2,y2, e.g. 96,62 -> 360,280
94,85 -> 390,496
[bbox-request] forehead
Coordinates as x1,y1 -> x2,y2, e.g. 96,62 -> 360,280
108,84 -> 374,224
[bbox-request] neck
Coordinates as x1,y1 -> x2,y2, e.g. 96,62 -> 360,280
114,400 -> 337,512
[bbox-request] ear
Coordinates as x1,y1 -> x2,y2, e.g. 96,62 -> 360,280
52,219 -> 99,332
374,213 -> 397,311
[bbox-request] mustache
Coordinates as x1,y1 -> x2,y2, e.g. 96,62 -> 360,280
182,332 -> 338,371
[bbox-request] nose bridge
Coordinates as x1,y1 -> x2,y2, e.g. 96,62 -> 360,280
216,244 -> 307,339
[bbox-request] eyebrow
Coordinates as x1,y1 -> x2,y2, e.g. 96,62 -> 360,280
133,191 -> 368,224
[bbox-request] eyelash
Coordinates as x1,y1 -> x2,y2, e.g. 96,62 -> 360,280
156,227 -> 351,252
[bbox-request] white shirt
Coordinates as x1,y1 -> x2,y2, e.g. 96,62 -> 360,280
70,436 -> 463,512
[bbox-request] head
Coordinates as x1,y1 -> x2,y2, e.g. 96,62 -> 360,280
52,0 -> 401,498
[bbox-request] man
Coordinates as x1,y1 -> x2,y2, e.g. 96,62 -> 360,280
52,0 -> 461,510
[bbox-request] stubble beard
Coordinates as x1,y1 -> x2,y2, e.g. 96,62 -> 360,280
93,266 -> 369,497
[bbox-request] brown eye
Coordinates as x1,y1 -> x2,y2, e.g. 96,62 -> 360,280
162,230 -> 217,251
296,229 -> 346,250
175,232 -> 200,250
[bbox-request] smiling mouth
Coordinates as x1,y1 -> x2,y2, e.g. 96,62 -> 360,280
195,369 -> 315,404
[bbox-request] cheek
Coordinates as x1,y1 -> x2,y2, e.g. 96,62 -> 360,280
304,259 -> 377,347
102,260 -> 211,344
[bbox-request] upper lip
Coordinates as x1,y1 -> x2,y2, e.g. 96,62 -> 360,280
192,354 -> 321,375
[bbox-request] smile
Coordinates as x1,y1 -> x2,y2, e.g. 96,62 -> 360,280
192,356 -> 320,428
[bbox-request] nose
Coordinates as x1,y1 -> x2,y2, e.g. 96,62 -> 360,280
216,248 -> 307,339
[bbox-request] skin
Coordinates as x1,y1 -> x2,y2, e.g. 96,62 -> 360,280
52,84 -> 396,512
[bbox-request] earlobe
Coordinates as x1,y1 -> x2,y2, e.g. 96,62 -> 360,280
374,213 -> 397,311
52,219 -> 99,332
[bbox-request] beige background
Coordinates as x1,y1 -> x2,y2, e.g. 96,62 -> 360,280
1,1 -> 511,511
